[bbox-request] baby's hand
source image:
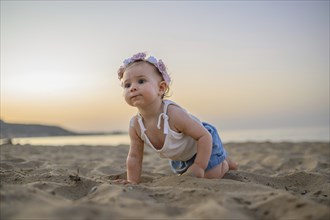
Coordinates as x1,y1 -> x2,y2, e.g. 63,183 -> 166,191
185,163 -> 204,178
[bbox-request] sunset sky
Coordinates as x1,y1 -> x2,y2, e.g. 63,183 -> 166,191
1,1 -> 329,136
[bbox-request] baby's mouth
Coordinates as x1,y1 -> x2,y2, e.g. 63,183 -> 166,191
131,94 -> 141,99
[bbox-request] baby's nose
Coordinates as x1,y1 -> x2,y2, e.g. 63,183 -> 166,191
130,84 -> 137,92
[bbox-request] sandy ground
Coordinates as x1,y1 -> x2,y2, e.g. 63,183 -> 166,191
0,142 -> 329,219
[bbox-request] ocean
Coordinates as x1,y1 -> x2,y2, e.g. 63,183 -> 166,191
7,126 -> 329,146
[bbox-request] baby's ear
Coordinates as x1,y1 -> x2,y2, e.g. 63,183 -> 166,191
158,81 -> 168,96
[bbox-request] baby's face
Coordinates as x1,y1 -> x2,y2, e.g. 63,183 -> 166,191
122,62 -> 163,107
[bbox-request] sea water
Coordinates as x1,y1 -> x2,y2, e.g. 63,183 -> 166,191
7,126 -> 329,146
10,134 -> 130,146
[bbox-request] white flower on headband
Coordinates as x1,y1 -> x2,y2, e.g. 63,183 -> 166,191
123,59 -> 131,66
118,52 -> 171,85
146,56 -> 157,64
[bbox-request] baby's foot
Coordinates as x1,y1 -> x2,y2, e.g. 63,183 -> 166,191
226,157 -> 239,170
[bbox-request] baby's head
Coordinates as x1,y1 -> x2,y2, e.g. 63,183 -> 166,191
117,52 -> 171,98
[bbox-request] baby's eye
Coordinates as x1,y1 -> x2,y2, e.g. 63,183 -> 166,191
138,79 -> 145,84
124,82 -> 131,88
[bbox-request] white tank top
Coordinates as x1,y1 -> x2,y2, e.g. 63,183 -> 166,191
137,100 -> 202,161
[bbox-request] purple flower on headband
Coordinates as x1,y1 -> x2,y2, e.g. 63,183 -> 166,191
131,52 -> 146,60
157,60 -> 166,73
123,52 -> 146,66
157,61 -> 170,84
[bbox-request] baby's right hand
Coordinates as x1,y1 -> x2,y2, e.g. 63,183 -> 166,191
184,163 -> 205,178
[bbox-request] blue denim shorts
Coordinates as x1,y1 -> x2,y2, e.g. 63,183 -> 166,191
170,122 -> 227,174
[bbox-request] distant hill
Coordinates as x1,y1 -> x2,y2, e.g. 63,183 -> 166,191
0,120 -> 77,139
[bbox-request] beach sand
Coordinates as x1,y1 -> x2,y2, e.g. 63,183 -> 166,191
0,142 -> 329,219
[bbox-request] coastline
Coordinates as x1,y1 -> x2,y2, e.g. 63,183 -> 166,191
1,142 -> 329,219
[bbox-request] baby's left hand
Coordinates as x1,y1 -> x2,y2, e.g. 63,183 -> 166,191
184,163 -> 204,178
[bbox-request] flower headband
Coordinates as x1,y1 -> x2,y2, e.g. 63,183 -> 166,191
117,52 -> 171,85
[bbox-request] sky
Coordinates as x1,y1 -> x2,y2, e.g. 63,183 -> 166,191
1,1 -> 329,135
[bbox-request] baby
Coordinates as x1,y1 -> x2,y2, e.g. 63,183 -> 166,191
115,52 -> 238,184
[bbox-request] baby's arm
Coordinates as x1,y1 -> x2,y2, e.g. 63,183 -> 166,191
168,106 -> 212,177
126,117 -> 144,184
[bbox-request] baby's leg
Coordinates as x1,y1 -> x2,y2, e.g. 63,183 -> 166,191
204,160 -> 229,179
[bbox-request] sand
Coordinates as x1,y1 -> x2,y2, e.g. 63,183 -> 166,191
0,142 -> 329,219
